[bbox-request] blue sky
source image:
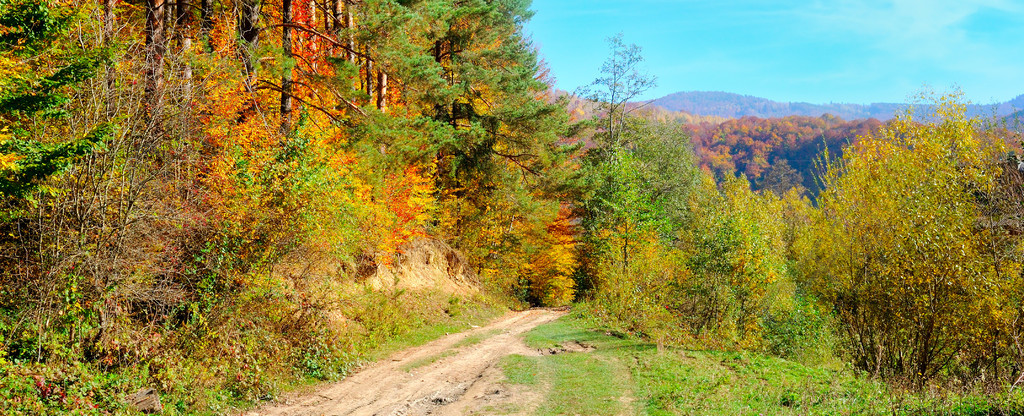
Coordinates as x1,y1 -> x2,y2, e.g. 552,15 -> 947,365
525,0 -> 1024,104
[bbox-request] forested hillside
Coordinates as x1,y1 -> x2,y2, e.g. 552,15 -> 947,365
4,1 -> 1024,415
688,115 -> 883,195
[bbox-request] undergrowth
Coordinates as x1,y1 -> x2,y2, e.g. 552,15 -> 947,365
0,280 -> 502,415
550,311 -> 1024,415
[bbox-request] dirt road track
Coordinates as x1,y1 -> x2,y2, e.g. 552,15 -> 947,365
245,309 -> 565,416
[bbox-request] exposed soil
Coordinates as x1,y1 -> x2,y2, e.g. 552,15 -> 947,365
245,309 -> 566,416
539,340 -> 596,355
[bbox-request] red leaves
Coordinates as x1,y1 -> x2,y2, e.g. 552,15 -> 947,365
33,376 -> 66,404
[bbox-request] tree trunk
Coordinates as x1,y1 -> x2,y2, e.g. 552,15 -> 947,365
174,0 -> 195,117
332,0 -> 342,57
238,0 -> 261,86
102,0 -> 117,118
345,0 -> 355,63
280,0 -> 294,132
145,0 -> 166,138
102,0 -> 116,42
165,0 -> 173,33
364,53 -> 373,97
307,0 -> 317,71
332,0 -> 342,33
622,235 -> 628,275
322,0 -> 330,33
376,70 -> 387,112
145,0 -> 166,97
200,0 -> 212,49
176,1 -> 193,81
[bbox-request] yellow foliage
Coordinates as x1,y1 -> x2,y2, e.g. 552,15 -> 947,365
589,230 -> 689,344
0,128 -> 18,171
525,209 -> 578,306
353,163 -> 436,263
0,56 -> 20,86
800,92 -> 1021,380
0,152 -> 19,171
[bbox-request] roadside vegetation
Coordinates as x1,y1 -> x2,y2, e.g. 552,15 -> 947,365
0,289 -> 501,414
501,314 -> 1024,415
1,0 -> 561,413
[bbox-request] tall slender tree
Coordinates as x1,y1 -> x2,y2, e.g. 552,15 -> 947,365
176,0 -> 194,85
238,0 -> 261,87
344,0 -> 354,63
580,33 -> 656,148
102,0 -> 117,117
280,0 -> 293,131
200,0 -> 212,48
145,0 -> 166,138
377,69 -> 387,111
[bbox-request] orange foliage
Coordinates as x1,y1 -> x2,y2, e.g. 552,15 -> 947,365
353,163 -> 435,264
689,115 -> 882,192
525,206 -> 578,306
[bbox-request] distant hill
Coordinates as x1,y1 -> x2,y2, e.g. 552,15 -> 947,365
555,89 -> 726,125
996,95 -> 1024,117
652,91 -> 1024,121
560,89 -> 1024,198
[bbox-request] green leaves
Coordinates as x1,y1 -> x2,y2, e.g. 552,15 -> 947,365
0,0 -> 73,56
0,0 -> 108,201
0,52 -> 105,119
0,124 -> 112,199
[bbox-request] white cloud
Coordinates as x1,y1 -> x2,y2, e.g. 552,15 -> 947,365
788,0 -> 1024,101
800,0 -> 1019,59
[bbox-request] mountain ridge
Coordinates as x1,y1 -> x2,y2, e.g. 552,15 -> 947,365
650,91 -> 1024,121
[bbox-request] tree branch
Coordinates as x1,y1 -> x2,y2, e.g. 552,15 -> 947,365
493,150 -> 541,176
268,22 -> 377,64
257,79 -> 366,120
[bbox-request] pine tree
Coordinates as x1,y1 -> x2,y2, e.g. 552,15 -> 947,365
0,0 -> 111,201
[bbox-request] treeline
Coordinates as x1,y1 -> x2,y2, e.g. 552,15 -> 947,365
650,90 -> 905,120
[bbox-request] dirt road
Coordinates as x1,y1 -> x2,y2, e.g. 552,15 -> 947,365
246,309 -> 565,416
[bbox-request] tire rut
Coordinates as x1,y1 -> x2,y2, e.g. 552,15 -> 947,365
246,309 -> 564,416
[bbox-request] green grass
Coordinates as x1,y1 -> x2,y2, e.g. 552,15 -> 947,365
453,329 -> 500,349
507,318 -> 640,415
536,351 -> 634,415
499,354 -> 540,385
504,314 -> 1024,416
632,349 -> 887,415
402,328 -> 502,372
401,350 -> 457,372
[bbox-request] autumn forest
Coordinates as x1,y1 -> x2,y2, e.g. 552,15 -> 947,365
3,0 -> 1024,414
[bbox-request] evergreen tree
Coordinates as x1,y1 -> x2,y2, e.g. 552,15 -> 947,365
0,0 -> 110,202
